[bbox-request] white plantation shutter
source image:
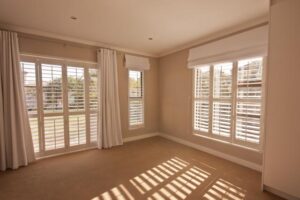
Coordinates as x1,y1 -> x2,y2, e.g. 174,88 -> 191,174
21,62 -> 40,153
193,67 -> 210,132
128,70 -> 144,128
235,58 -> 263,144
192,57 -> 264,149
41,63 -> 65,151
21,55 -> 100,157
212,63 -> 233,137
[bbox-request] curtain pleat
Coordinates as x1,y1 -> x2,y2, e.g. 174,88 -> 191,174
0,30 -> 35,171
97,49 -> 123,149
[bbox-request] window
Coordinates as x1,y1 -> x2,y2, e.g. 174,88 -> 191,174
21,56 -> 99,157
128,70 -> 144,129
193,57 -> 264,149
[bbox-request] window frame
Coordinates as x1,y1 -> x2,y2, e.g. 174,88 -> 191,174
192,57 -> 266,150
20,55 -> 99,158
128,70 -> 145,130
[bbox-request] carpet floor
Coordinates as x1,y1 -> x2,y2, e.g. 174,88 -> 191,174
0,137 -> 283,200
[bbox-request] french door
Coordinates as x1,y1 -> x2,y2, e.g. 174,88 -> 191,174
20,55 -> 99,157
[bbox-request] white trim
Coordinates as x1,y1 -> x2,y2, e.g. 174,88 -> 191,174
263,185 -> 300,200
0,23 -> 158,58
159,133 -> 262,172
123,132 -> 159,143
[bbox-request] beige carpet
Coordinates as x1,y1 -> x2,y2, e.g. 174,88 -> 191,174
0,137 -> 283,200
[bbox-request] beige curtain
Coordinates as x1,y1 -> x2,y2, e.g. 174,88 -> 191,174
0,30 -> 35,171
97,49 -> 123,149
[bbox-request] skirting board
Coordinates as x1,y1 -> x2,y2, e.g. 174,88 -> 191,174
263,185 -> 300,200
159,133 -> 262,172
123,132 -> 159,143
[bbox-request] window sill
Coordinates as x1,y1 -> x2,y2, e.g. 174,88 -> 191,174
129,125 -> 145,130
192,132 -> 262,153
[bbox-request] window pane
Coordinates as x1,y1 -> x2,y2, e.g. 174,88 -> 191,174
29,118 -> 40,153
21,62 -> 38,115
67,66 -> 85,111
89,68 -> 98,110
69,114 -> 86,146
194,66 -> 210,98
212,102 -> 231,137
194,100 -> 209,132
129,99 -> 144,127
42,64 -> 63,113
90,113 -> 98,143
129,71 -> 143,98
237,58 -> 263,99
44,116 -> 64,151
236,102 -> 261,144
213,63 -> 232,98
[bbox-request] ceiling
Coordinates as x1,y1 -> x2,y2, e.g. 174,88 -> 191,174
0,0 -> 269,57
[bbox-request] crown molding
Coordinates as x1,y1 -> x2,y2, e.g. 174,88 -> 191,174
0,22 -> 159,58
158,15 -> 269,57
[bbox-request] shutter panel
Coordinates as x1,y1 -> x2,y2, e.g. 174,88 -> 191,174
69,115 -> 86,146
212,63 -> 233,137
21,62 -> 40,153
90,113 -> 98,142
236,58 -> 263,144
193,67 -> 210,132
67,67 -> 85,111
41,64 -> 63,113
129,99 -> 144,126
212,102 -> 231,137
194,100 -> 209,132
44,116 -> 64,150
89,68 -> 98,143
128,70 -> 144,128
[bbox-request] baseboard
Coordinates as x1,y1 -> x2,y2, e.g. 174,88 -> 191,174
263,185 -> 300,200
159,133 -> 262,172
123,132 -> 159,143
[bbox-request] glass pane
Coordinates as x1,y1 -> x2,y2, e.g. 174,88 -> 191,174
129,99 -> 144,127
29,117 -> 40,153
67,66 -> 85,111
212,102 -> 231,137
194,100 -> 209,132
213,63 -> 232,98
42,64 -> 63,113
69,114 -> 86,146
89,68 -> 98,110
129,70 -> 143,98
90,113 -> 98,143
21,62 -> 38,115
237,57 -> 263,99
194,66 -> 210,98
44,116 -> 64,151
236,102 -> 261,144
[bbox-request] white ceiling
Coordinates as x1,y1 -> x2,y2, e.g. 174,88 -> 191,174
0,0 -> 269,57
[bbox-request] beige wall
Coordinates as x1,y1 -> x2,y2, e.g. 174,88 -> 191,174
158,49 -> 262,165
263,0 -> 300,198
18,35 -> 159,139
